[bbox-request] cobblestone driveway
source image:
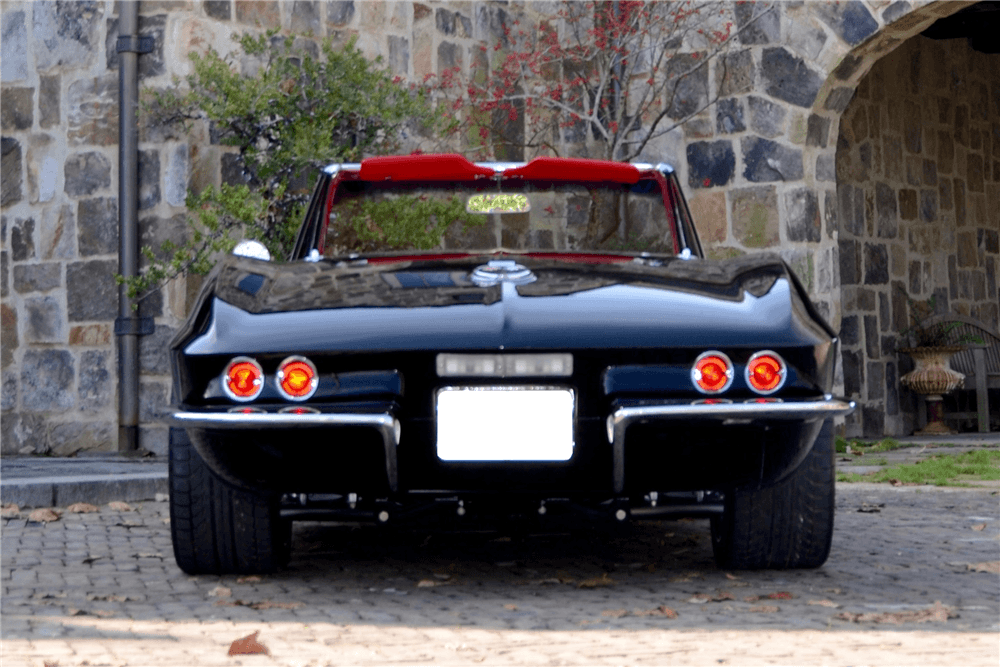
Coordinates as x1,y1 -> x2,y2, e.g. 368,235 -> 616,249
2,484 -> 998,666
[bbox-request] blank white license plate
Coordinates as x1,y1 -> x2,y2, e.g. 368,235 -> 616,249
436,388 -> 575,461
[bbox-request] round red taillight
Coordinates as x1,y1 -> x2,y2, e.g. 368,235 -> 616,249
276,356 -> 318,401
222,357 -> 264,402
746,351 -> 786,395
692,351 -> 734,394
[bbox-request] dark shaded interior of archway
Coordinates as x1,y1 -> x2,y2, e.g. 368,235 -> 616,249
922,2 -> 1000,54
836,26 -> 999,438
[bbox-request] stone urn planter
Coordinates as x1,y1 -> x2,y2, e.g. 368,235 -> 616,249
899,346 -> 965,435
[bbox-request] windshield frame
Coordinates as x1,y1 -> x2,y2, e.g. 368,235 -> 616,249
290,157 -> 701,263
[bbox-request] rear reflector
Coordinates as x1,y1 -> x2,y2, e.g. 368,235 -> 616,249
691,351 -> 733,394
746,351 -> 786,394
276,356 -> 318,401
222,357 -> 264,402
436,353 -> 573,377
278,406 -> 320,414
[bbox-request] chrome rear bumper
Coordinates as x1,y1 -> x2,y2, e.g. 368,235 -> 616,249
607,397 -> 855,493
170,411 -> 401,491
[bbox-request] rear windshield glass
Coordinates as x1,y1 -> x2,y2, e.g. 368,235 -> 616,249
322,180 -> 676,257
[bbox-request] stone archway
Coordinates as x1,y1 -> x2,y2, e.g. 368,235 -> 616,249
823,3 -> 1000,437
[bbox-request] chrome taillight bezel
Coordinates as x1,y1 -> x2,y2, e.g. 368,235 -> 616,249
691,350 -> 734,394
222,356 -> 265,402
275,355 -> 319,402
745,350 -> 787,395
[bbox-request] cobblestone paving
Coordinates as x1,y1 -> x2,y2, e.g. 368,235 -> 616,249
2,484 -> 998,666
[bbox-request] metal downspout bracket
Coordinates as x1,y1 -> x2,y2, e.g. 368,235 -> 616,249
117,2 -> 153,452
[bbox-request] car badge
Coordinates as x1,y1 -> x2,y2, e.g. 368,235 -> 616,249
470,260 -> 536,286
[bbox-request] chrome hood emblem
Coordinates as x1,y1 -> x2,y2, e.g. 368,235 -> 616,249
470,260 -> 536,287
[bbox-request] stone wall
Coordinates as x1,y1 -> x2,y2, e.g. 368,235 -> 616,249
836,35 -> 1000,437
1,1 -> 987,452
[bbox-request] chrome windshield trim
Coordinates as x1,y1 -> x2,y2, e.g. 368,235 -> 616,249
322,163 -> 362,175
607,397 -> 855,493
170,410 -> 401,492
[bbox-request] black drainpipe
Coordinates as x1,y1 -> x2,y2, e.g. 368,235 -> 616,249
116,1 -> 153,452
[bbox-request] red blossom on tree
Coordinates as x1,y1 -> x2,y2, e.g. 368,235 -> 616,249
428,1 -> 773,162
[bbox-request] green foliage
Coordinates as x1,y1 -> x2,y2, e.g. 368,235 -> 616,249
350,194 -> 471,251
122,31 -> 435,302
838,449 -> 1000,486
836,437 -> 905,454
900,293 -> 984,347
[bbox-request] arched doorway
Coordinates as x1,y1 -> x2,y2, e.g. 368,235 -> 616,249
832,4 -> 1000,437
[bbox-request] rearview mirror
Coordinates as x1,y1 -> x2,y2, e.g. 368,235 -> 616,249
466,193 -> 530,214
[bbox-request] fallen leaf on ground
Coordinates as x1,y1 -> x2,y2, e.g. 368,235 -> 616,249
87,593 -> 138,602
690,590 -> 736,603
67,503 -> 99,513
749,605 -> 780,613
632,605 -> 678,618
31,592 -> 67,600
967,561 -> 1000,574
577,573 -> 615,588
417,579 -> 443,588
66,608 -> 113,617
971,523 -> 987,531
107,501 -> 133,512
601,608 -> 628,618
248,600 -> 302,610
503,604 -> 517,611
724,573 -> 741,580
81,555 -> 102,564
836,601 -> 956,624
433,572 -> 453,581
208,586 -> 232,598
744,592 -> 793,602
237,575 -> 262,584
1,504 -> 20,518
888,478 -> 902,486
115,520 -> 144,528
857,503 -> 884,513
28,508 -> 61,523
525,577 -> 568,585
228,631 -> 269,656
43,661 -> 59,667
808,599 -> 840,608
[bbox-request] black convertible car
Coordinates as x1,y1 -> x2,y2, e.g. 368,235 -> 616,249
167,154 -> 853,574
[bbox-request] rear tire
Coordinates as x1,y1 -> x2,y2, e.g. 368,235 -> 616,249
169,428 -> 291,575
710,420 -> 835,569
